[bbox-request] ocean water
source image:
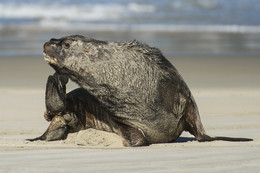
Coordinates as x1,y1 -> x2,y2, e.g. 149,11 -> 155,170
1,0 -> 260,31
0,0 -> 260,56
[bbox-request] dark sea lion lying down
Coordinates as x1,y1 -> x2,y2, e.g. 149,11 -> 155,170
29,35 -> 252,146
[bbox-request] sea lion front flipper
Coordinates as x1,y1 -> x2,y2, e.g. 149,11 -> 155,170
45,73 -> 69,121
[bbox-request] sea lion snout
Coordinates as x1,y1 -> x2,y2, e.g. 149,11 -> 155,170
43,41 -> 55,55
43,38 -> 63,54
43,39 -> 64,66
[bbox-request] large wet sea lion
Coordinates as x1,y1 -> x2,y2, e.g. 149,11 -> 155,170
29,35 -> 252,146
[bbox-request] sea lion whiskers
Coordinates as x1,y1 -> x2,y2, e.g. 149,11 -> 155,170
43,53 -> 58,65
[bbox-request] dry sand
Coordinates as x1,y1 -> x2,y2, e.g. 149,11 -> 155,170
0,56 -> 260,172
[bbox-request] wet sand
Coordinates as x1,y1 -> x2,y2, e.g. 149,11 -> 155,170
0,53 -> 260,172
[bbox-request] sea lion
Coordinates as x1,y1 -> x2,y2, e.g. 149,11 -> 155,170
29,35 -> 252,146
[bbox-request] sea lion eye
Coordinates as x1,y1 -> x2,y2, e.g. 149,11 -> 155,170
63,42 -> 70,49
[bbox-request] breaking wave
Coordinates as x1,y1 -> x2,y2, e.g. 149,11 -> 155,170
0,0 -> 259,33
0,2 -> 155,22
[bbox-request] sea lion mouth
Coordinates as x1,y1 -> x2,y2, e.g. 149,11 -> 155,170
43,53 -> 59,65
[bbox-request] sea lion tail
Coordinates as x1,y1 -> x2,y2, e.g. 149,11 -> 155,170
198,135 -> 253,142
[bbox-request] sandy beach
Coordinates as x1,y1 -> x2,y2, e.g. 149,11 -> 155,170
1,50 -> 260,172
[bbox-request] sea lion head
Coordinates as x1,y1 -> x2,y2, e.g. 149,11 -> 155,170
43,35 -> 108,74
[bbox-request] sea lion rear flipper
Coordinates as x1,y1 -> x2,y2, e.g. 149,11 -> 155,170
198,136 -> 253,142
184,98 -> 253,142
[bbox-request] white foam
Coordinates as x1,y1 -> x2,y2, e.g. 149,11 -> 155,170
0,1 -> 259,33
37,22 -> 260,33
127,2 -> 156,13
0,2 -> 156,21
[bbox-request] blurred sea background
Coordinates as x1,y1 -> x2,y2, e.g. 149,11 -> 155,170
0,0 -> 260,89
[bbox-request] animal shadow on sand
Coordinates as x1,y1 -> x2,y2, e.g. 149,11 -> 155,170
175,137 -> 196,143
